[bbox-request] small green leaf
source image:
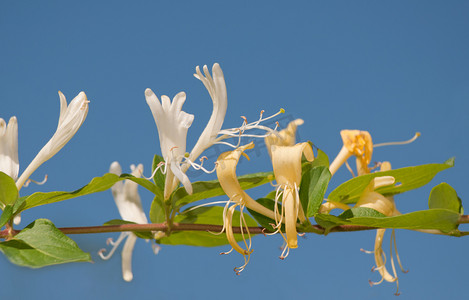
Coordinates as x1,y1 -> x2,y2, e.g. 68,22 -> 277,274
300,166 -> 331,217
328,158 -> 454,204
0,205 -> 13,228
0,219 -> 92,268
338,207 -> 386,219
149,196 -> 166,224
151,154 -> 166,192
428,183 -> 463,214
103,219 -> 154,239
172,172 -> 273,209
158,206 -> 258,247
0,171 -> 18,207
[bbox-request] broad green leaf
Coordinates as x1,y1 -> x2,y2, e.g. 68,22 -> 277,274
0,219 -> 91,268
0,171 -> 18,207
0,205 -> 13,228
149,195 -> 166,224
315,208 -> 460,233
338,207 -> 385,219
328,158 -> 454,204
20,173 -> 158,212
428,183 -> 463,214
158,206 -> 258,247
171,172 -> 273,209
103,219 -> 154,239
247,198 -> 283,231
151,154 -> 166,192
300,166 -> 331,217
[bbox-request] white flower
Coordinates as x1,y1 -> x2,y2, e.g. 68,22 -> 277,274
0,116 -> 19,181
15,91 -> 89,190
145,89 -> 194,199
189,63 -> 227,162
1,91 -> 88,225
99,162 -> 158,282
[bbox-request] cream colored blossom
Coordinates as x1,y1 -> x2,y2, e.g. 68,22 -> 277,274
270,142 -> 314,255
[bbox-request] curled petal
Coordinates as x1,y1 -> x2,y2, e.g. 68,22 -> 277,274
271,142 -> 314,187
216,142 -> 275,219
265,118 -> 304,157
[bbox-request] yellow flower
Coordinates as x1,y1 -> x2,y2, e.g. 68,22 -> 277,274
216,142 -> 275,273
329,130 -> 373,176
265,118 -> 303,157
355,162 -> 407,295
270,142 -> 314,256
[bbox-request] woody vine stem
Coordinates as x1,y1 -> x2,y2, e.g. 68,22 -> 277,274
1,215 -> 468,239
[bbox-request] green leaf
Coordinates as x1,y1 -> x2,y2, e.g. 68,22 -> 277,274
247,198 -> 283,231
0,219 -> 92,268
0,205 -> 13,228
20,173 -> 159,212
0,171 -> 18,207
300,166 -> 331,217
158,206 -> 258,247
171,172 -> 273,209
311,148 -> 330,168
338,207 -> 386,219
315,208 -> 460,233
121,175 -> 161,198
149,195 -> 166,224
151,154 -> 166,192
328,158 -> 454,204
428,183 -> 463,214
103,219 -> 154,239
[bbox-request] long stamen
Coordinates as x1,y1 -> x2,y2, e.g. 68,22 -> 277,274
23,174 -> 48,187
374,132 -> 420,148
98,232 -> 129,260
392,229 -> 408,273
389,230 -> 400,296
143,162 -> 166,180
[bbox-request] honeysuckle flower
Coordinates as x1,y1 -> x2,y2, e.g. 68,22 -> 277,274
99,162 -> 159,282
189,63 -> 227,162
147,63 -> 282,199
0,116 -> 19,181
270,142 -> 314,257
15,91 -> 89,190
265,118 -> 304,157
0,92 -> 88,224
355,163 -> 407,295
145,89 -> 194,199
216,142 -> 276,273
329,130 -> 373,177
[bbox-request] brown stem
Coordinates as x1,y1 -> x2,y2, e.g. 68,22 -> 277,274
459,215 -> 469,224
0,214 -> 467,239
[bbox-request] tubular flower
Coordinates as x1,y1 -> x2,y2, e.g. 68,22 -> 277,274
329,130 -> 373,177
270,142 -> 314,256
189,63 -> 227,162
265,118 -> 304,157
0,92 -> 88,225
216,142 -> 276,274
99,162 -> 158,282
145,89 -> 194,199
0,116 -> 19,181
355,164 -> 407,295
15,91 -> 89,190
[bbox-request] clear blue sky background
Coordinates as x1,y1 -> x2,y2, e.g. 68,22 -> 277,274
1,1 -> 468,299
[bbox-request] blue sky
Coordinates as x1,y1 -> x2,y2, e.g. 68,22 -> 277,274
1,1 -> 468,299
